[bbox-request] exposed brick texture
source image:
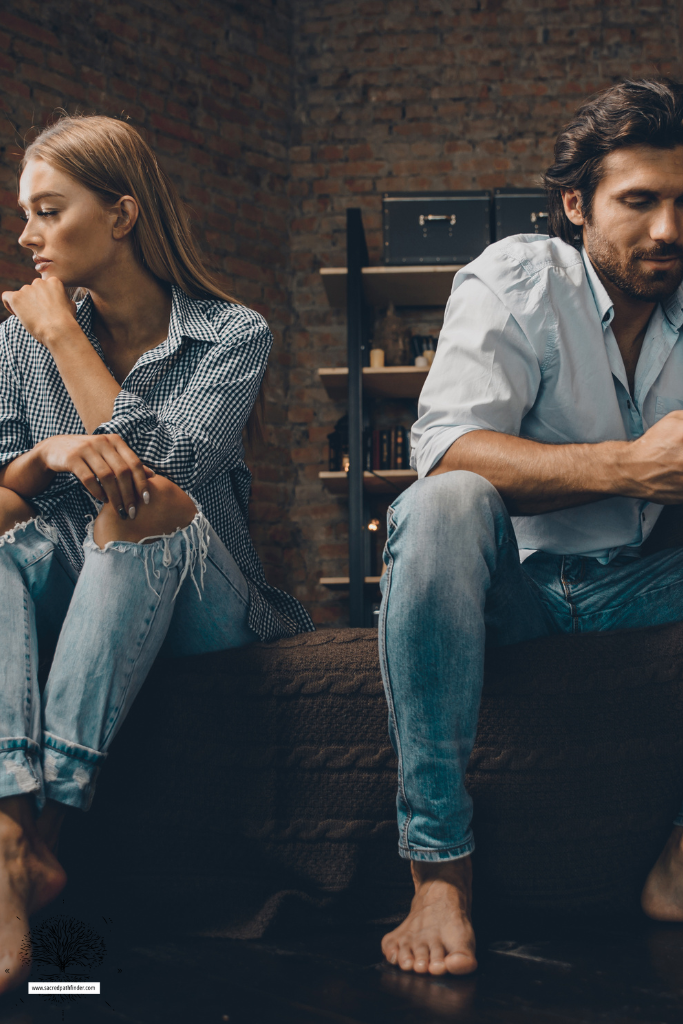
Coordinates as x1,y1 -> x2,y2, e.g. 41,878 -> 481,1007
1,1 -> 683,626
0,0 -> 301,599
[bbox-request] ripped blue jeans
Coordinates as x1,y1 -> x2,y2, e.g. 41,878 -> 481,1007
0,509 -> 257,812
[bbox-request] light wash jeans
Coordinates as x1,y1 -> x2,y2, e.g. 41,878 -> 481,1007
379,470 -> 683,862
0,509 -> 256,813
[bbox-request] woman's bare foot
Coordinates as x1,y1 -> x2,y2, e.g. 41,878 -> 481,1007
0,797 -> 67,994
35,800 -> 67,857
381,856 -> 477,975
642,825 -> 683,921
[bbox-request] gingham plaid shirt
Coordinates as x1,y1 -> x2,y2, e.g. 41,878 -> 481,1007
0,285 -> 314,640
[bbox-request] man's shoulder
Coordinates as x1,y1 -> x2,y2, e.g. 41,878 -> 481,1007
461,234 -> 585,285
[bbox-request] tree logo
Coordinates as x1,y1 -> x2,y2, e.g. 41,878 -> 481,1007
20,915 -> 106,1002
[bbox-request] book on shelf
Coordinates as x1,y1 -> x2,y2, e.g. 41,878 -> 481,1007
364,430 -> 373,471
395,426 -> 405,469
372,429 -> 380,471
379,430 -> 390,470
365,426 -> 410,471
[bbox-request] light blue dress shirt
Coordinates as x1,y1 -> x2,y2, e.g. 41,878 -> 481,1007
411,234 -> 683,562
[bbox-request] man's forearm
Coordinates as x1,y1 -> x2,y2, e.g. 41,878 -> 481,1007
427,431 -> 629,515
0,443 -> 55,499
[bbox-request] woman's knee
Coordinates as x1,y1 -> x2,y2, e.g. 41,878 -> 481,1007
0,487 -> 38,536
142,474 -> 197,517
93,475 -> 197,548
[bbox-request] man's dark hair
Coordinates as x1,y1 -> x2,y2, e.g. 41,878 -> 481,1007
543,78 -> 683,247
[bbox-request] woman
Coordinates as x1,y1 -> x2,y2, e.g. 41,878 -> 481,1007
0,114 -> 313,988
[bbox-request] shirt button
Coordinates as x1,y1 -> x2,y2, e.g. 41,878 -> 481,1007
627,401 -> 631,409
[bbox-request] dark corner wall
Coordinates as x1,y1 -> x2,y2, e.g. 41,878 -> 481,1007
1,0 -> 682,626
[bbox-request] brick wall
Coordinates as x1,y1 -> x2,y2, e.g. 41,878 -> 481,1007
0,0 -> 301,595
288,0 -> 683,624
2,1 -> 683,627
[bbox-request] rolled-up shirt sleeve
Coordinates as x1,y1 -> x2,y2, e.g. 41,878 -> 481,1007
411,273 -> 543,477
92,318 -> 272,492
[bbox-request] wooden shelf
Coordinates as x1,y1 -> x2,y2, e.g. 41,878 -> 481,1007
320,264 -> 463,307
319,366 -> 428,401
319,470 -> 417,495
319,576 -> 381,589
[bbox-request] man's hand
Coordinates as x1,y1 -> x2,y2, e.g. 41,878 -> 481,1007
622,411 -> 683,504
38,434 -> 154,516
1,277 -> 78,348
428,411 -> 683,517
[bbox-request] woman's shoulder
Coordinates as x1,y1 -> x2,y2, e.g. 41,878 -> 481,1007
0,313 -> 35,356
180,292 -> 272,346
1,313 -> 25,340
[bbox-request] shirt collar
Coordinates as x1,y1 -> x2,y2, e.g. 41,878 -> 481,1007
661,284 -> 683,331
75,291 -> 95,337
166,284 -> 222,348
580,248 -> 615,331
75,284 -> 222,355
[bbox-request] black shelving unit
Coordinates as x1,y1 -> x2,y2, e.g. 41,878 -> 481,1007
318,210 -> 461,626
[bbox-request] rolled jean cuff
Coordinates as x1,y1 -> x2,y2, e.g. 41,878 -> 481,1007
399,837 -> 475,862
42,732 -> 106,812
0,740 -> 43,804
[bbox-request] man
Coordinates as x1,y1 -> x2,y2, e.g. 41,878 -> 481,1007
379,78 -> 683,977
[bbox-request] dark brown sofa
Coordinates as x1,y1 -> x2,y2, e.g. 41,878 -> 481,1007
60,623 -> 683,936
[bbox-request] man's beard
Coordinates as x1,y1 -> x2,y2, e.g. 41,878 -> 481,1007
584,226 -> 683,302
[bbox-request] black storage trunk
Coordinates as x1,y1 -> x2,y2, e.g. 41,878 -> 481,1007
383,191 -> 491,265
494,188 -> 548,240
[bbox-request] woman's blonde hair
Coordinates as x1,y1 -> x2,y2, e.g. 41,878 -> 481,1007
21,114 -> 268,443
21,113 -> 238,303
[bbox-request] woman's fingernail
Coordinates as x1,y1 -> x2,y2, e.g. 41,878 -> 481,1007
128,505 -> 137,520
142,491 -> 150,505
117,506 -> 127,520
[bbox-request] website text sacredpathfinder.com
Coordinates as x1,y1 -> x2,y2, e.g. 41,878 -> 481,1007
29,982 -> 101,994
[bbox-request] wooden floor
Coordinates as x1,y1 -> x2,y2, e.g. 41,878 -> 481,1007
6,896 -> 683,1023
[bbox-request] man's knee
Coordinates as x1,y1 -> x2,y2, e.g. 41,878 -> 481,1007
399,470 -> 503,525
93,475 -> 197,548
0,487 -> 38,536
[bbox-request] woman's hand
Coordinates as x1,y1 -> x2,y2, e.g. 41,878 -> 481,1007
38,434 -> 154,519
1,277 -> 78,347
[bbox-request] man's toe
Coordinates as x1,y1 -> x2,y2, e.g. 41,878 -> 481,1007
444,950 -> 478,975
381,933 -> 399,964
397,941 -> 415,970
428,941 -> 447,975
412,942 -> 430,973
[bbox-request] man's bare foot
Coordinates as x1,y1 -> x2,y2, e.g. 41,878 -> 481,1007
642,825 -> 683,921
0,797 -> 67,994
381,856 -> 477,975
